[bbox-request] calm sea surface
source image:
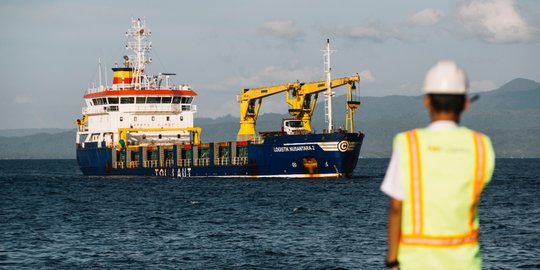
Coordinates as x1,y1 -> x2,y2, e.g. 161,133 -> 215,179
0,159 -> 538,269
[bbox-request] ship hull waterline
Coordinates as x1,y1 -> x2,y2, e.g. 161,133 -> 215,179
76,133 -> 364,178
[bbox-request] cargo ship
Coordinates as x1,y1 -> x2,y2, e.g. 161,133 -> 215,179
76,18 -> 364,178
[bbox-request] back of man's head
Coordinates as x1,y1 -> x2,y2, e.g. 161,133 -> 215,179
423,61 -> 469,115
428,94 -> 466,114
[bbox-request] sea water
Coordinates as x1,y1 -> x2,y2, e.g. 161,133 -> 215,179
0,159 -> 538,269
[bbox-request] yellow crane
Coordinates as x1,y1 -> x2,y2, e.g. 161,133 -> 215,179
237,82 -> 301,141
75,115 -> 88,131
345,82 -> 361,132
285,74 -> 360,132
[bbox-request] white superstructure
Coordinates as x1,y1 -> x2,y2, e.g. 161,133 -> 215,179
76,18 -> 198,148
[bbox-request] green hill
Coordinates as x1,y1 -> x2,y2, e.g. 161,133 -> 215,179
0,78 -> 538,159
198,78 -> 540,158
0,131 -> 75,159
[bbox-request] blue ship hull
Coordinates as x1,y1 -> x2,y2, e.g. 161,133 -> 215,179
76,132 -> 364,178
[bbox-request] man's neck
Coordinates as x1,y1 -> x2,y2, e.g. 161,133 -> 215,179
430,112 -> 460,123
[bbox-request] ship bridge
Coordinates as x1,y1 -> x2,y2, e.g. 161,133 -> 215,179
76,18 -> 200,149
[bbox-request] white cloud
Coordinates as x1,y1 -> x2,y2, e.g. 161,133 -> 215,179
360,70 -> 376,82
257,20 -> 303,40
200,65 -> 321,92
470,80 -> 497,92
14,95 -> 33,105
409,8 -> 445,26
196,64 -> 323,117
340,21 -> 401,42
458,0 -> 537,43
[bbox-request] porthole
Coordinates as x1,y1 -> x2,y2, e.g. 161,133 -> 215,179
166,116 -> 170,121
152,116 -> 155,121
134,116 -> 137,121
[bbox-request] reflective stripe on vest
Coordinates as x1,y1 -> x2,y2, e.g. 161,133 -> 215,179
401,129 -> 486,247
406,129 -> 423,235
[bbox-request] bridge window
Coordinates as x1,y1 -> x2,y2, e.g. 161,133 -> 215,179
147,97 -> 161,104
136,97 -> 146,103
108,97 -> 119,104
172,97 -> 181,104
121,97 -> 135,104
162,97 -> 172,103
180,97 -> 193,104
92,98 -> 108,105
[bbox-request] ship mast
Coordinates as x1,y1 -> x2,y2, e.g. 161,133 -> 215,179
125,18 -> 152,89
323,39 -> 335,132
98,57 -> 103,90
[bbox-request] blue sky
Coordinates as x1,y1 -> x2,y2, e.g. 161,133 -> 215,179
0,0 -> 538,129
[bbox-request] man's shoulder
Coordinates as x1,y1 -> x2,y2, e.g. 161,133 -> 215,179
392,129 -> 418,148
459,127 -> 493,139
392,130 -> 412,141
394,128 -> 420,136
392,127 -> 493,141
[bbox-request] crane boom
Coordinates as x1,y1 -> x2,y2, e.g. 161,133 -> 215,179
237,82 -> 301,141
285,75 -> 360,132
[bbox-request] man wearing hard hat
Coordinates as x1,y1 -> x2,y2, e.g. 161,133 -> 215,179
381,61 -> 495,270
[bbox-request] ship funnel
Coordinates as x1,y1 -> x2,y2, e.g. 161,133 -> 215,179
112,67 -> 134,89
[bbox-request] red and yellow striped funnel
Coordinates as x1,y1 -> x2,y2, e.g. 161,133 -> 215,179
112,67 -> 134,85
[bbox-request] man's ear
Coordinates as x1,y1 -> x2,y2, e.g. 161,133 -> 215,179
463,98 -> 471,112
423,95 -> 431,110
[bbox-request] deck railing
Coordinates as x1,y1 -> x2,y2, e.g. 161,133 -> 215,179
194,158 -> 210,166
113,162 -> 125,169
214,157 -> 229,166
232,157 -> 248,165
112,154 -> 248,169
144,160 -> 159,168
165,159 -> 174,167
178,159 -> 192,167
127,161 -> 139,168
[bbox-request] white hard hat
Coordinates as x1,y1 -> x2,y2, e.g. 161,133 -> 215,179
423,61 -> 469,95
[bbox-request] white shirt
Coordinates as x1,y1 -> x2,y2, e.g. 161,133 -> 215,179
380,120 -> 459,200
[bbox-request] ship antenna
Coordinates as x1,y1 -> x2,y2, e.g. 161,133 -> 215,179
103,58 -> 108,89
322,38 -> 335,133
126,18 -> 152,89
98,57 -> 103,90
